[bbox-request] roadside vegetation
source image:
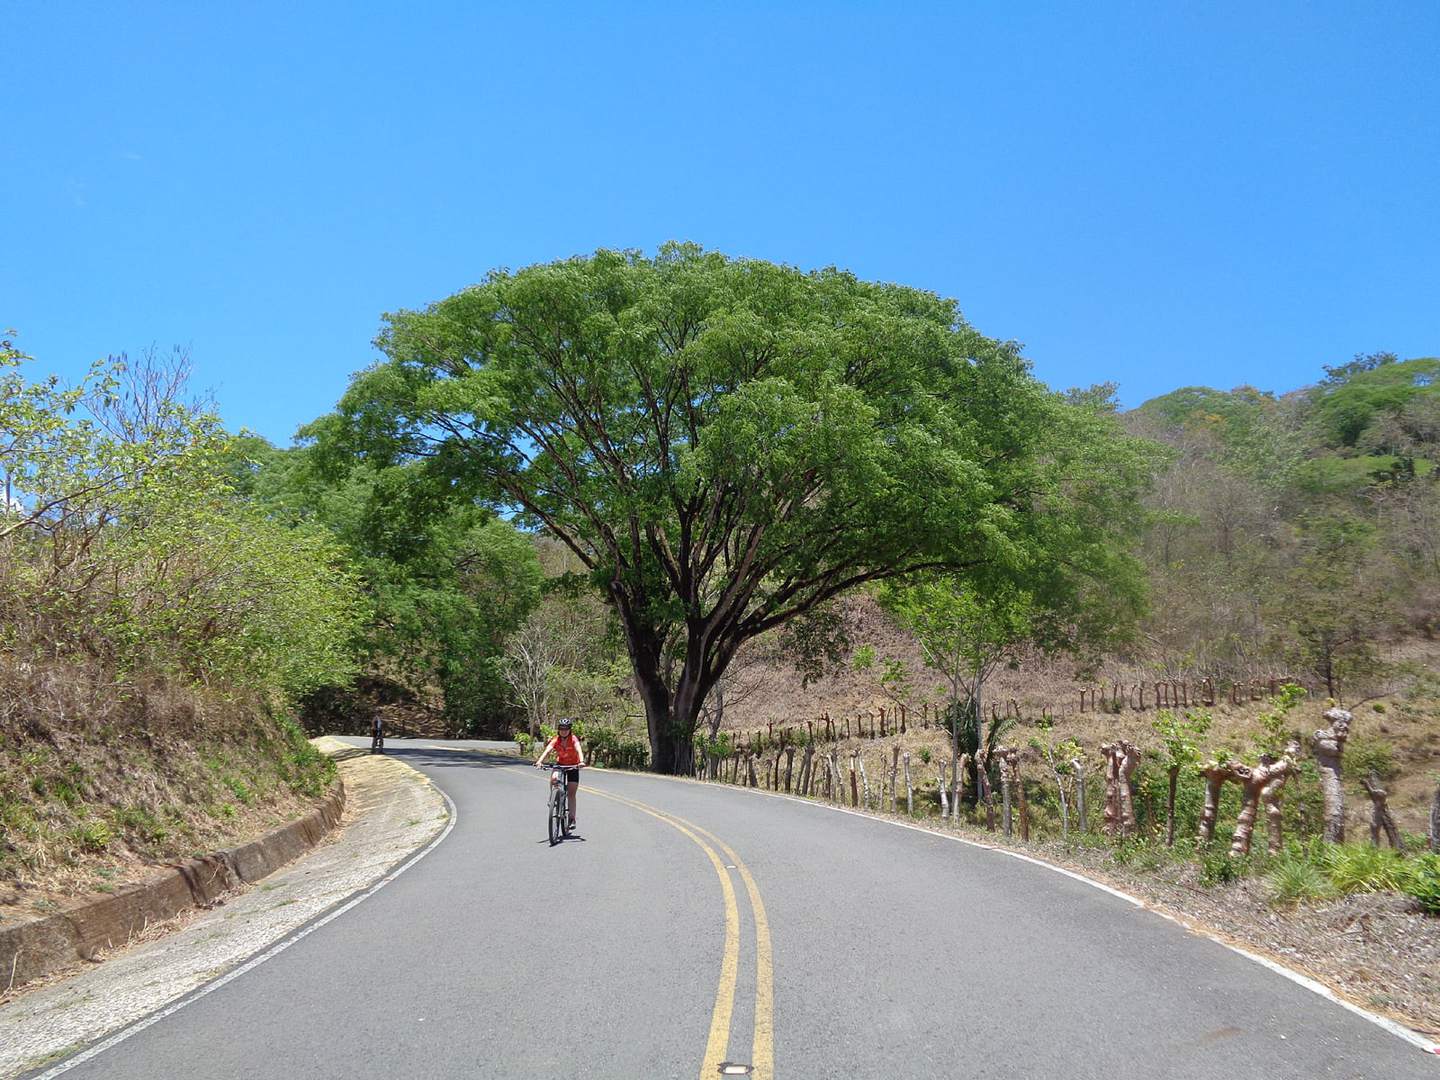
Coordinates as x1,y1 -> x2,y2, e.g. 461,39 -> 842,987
1,336 -> 348,906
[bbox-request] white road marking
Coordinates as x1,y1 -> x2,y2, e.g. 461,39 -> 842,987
28,787 -> 459,1079
643,775 -> 1440,1057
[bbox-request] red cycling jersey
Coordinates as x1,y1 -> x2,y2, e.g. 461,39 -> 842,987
550,732 -> 581,766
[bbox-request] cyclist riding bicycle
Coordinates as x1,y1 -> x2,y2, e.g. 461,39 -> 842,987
534,718 -> 585,829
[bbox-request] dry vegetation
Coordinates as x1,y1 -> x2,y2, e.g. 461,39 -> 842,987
0,653 -> 335,921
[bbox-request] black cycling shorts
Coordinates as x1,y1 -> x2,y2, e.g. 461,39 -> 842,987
555,767 -> 580,787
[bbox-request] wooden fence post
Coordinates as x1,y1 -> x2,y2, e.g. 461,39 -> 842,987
903,752 -> 913,815
890,746 -> 900,813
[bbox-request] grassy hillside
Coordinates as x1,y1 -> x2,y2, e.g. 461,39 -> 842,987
0,654 -> 335,919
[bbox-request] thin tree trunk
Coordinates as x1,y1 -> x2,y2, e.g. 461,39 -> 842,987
1431,779 -> 1440,854
951,755 -> 963,820
890,746 -> 900,813
1363,775 -> 1403,850
937,762 -> 950,818
903,752 -> 913,816
858,755 -> 871,808
997,747 -> 1018,839
1166,765 -> 1179,847
1312,707 -> 1352,843
1199,766 -> 1228,843
1018,771 -> 1030,842
1071,757 -> 1088,833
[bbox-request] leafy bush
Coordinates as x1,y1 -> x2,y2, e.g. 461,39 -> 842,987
71,818 -> 113,852
1402,854 -> 1440,915
1268,849 -> 1335,905
582,722 -> 649,770
1322,843 -> 1410,894
1198,844 -> 1252,886
1345,737 -> 1400,782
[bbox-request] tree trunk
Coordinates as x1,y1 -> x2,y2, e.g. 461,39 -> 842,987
636,674 -> 682,774
1229,745 -> 1298,856
1056,778 -> 1069,842
903,752 -> 913,816
978,752 -> 995,830
1001,771 -> 1013,838
858,754 -> 871,808
1430,779 -> 1440,854
1165,765 -> 1179,847
890,746 -> 900,813
937,762 -> 950,818
1363,775 -> 1403,850
1018,772 -> 1030,842
996,747 -> 1019,839
1071,757 -> 1087,833
1101,741 -> 1140,837
1199,766 -> 1228,843
1311,707 -> 1352,843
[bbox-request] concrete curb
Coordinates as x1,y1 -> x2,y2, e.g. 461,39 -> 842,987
1,781 -> 345,994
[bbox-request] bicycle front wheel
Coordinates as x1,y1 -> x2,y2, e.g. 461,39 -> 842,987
548,787 -> 562,846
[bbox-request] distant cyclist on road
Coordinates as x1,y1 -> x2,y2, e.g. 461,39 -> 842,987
534,718 -> 585,829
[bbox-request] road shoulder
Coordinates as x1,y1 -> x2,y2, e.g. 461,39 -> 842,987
0,740 -> 449,1079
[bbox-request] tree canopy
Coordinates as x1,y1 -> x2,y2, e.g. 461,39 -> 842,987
319,245 -> 1155,771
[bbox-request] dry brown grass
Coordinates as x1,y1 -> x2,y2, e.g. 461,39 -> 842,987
0,649 -> 335,919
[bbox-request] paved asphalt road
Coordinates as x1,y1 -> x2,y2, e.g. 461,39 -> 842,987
29,739 -> 1437,1080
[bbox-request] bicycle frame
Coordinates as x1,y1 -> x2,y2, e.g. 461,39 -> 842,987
546,765 -> 580,844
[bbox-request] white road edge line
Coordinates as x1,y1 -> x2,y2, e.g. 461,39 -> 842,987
26,783 -> 460,1079
664,776 -> 1440,1058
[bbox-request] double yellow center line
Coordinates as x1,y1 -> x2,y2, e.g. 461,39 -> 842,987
589,788 -> 774,1080
432,746 -> 775,1077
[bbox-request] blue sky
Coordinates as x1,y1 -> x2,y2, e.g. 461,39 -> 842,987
5,1 -> 1437,444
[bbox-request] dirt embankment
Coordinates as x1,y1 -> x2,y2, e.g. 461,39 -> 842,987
0,654 -> 335,924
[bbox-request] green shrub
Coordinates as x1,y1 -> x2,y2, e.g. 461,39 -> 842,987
1198,844 -> 1250,886
1268,850 -> 1335,905
113,806 -> 168,844
583,722 -> 649,770
1346,737 -> 1399,782
72,819 -> 113,852
1323,844 -> 1410,894
1401,854 -> 1440,915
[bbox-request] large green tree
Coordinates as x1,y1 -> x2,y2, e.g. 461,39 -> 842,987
324,245 -> 1153,772
238,440 -> 542,733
